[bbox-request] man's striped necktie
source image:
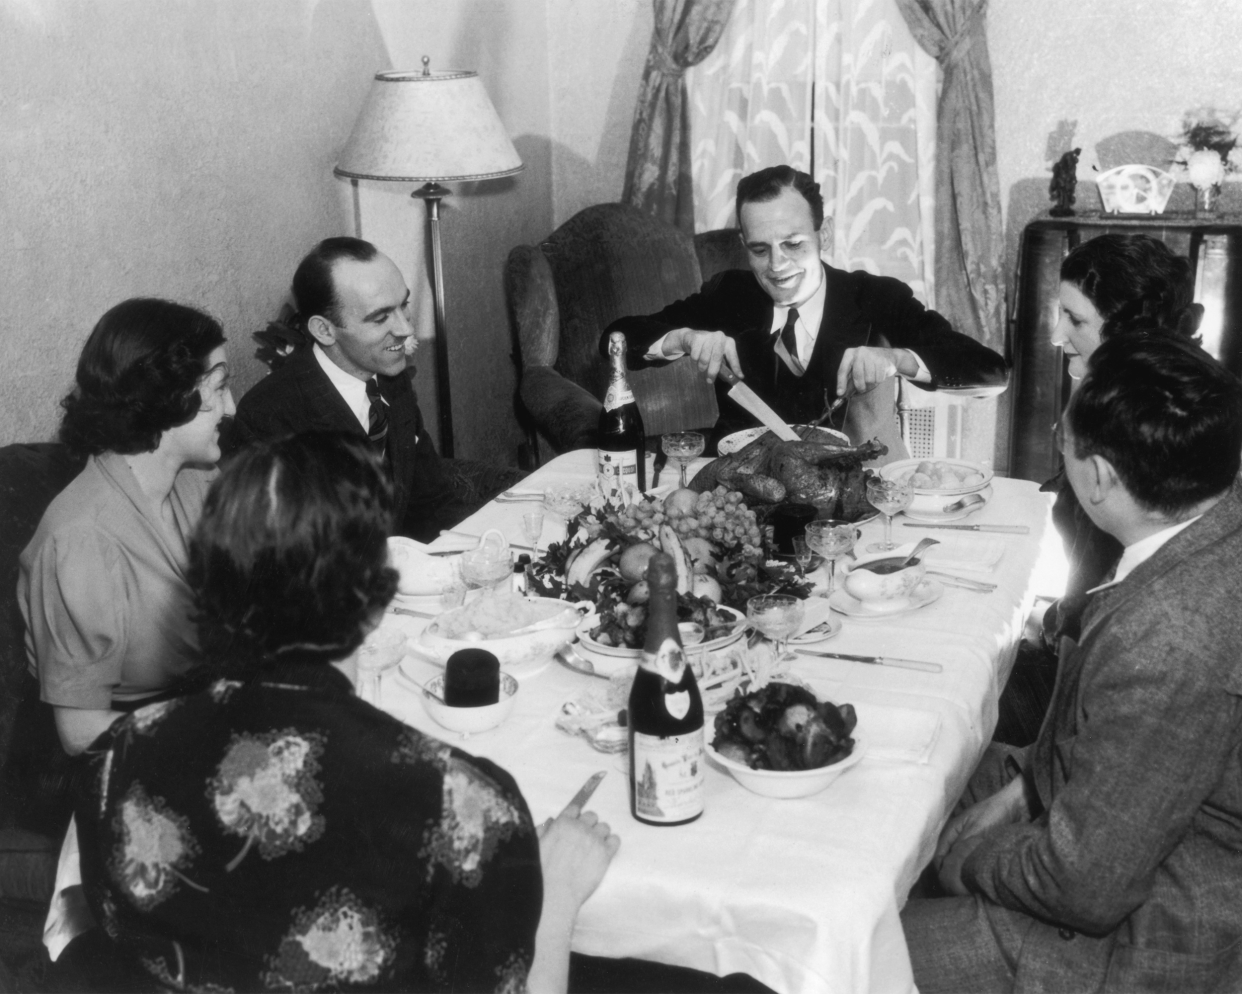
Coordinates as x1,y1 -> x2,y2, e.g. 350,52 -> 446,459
365,377 -> 389,453
778,306 -> 804,375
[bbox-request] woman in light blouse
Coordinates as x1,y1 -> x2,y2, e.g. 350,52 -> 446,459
19,297 -> 235,755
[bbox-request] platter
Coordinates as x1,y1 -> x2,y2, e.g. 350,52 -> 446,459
827,580 -> 943,618
879,458 -> 993,497
902,485 -> 993,523
718,424 -> 850,456
575,605 -> 747,660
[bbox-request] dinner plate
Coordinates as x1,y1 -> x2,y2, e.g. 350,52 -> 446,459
827,580 -> 943,618
902,485 -> 994,523
575,606 -> 747,659
717,425 -> 850,456
879,458 -> 993,496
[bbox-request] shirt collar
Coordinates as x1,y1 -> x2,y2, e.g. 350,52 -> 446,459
312,343 -> 371,432
1086,514 -> 1203,594
768,264 -> 827,363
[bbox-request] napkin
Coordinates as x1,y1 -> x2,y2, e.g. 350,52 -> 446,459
911,538 -> 1004,574
388,537 -> 461,595
850,702 -> 942,764
793,597 -> 835,638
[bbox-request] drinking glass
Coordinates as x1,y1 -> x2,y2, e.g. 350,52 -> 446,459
354,627 -> 407,705
746,594 -> 805,663
791,536 -> 812,577
865,478 -> 913,553
661,431 -> 706,488
521,510 -> 545,556
805,519 -> 857,594
461,531 -> 513,596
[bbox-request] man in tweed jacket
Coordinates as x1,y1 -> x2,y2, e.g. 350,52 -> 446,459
902,335 -> 1242,993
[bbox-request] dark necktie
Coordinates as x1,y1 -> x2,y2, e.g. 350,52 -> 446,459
779,307 -> 803,374
365,377 -> 389,453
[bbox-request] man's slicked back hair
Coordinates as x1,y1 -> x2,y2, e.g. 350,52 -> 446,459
735,165 -> 825,231
1068,334 -> 1242,517
291,237 -> 379,325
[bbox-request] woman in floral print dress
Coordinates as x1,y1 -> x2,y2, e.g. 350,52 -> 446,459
71,432 -> 619,993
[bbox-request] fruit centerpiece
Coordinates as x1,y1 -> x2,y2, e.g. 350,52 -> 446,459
528,484 -> 812,649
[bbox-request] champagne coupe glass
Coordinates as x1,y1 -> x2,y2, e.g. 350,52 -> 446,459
865,478 -> 913,553
791,536 -> 812,578
805,519 -> 857,594
661,431 -> 706,488
746,594 -> 805,663
521,510 -> 545,557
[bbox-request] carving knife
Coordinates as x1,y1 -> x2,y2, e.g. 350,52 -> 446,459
717,366 -> 800,441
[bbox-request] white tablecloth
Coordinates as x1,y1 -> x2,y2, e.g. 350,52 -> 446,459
383,450 -> 1057,994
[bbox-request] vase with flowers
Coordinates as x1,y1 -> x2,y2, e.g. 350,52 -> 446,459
1173,111 -> 1241,216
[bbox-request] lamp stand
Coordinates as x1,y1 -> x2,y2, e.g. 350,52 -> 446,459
412,181 -> 454,458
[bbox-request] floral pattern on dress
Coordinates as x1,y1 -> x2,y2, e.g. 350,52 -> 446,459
495,951 -> 531,994
391,727 -> 450,771
421,758 -> 524,887
128,698 -> 179,735
210,729 -> 325,871
110,783 -> 203,910
263,886 -> 395,990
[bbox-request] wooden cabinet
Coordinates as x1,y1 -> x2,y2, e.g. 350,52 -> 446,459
1006,213 -> 1242,482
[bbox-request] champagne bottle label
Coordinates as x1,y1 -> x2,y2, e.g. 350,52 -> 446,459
603,381 -> 636,411
665,691 -> 690,720
597,448 -> 638,497
647,636 -> 685,683
631,731 -> 705,822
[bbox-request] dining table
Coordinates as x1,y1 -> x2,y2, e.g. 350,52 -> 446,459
377,449 -> 1061,994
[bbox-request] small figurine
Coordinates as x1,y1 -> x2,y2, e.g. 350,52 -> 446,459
1050,148 -> 1082,216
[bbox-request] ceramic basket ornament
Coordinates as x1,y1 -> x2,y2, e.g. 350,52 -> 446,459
1095,164 -> 1176,215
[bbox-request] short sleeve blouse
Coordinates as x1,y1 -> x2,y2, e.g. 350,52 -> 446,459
75,664 -> 541,992
18,452 -> 214,709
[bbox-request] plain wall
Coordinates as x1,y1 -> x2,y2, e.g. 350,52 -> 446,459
0,0 -> 650,467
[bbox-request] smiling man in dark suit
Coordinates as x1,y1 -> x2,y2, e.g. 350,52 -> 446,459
226,238 -> 511,541
902,336 -> 1242,993
604,165 -> 1007,460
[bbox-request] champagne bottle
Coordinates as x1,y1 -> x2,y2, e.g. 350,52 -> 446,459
598,331 -> 647,497
629,552 -> 704,825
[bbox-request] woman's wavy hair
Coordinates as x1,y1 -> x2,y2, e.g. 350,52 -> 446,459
60,298 -> 226,456
189,431 -> 398,677
1060,234 -> 1203,343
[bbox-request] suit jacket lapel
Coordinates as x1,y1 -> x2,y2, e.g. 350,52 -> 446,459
807,264 -> 871,379
291,349 -> 369,436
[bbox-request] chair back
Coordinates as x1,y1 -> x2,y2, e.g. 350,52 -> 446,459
693,227 -> 749,283
536,204 -> 719,438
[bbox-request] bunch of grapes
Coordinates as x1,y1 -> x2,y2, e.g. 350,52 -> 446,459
616,487 -> 763,559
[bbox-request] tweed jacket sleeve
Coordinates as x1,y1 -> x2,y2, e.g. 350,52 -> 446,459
962,491 -> 1242,940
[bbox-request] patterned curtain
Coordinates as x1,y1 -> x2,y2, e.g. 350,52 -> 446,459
623,0 -> 737,233
688,0 -> 937,302
893,0 -> 1004,350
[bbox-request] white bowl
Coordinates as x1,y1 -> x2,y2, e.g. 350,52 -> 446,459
421,673 -> 518,734
574,606 -> 747,676
706,735 -> 866,799
419,597 -> 584,672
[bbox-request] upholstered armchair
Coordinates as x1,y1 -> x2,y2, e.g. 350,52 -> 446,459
508,204 -> 739,463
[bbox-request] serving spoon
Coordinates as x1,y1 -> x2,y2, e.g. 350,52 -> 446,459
554,644 -> 611,680
857,537 -> 939,572
942,492 -> 988,514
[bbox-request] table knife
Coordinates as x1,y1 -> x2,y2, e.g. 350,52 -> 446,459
566,770 -> 607,811
902,523 -> 1029,534
800,649 -> 943,673
717,367 -> 800,441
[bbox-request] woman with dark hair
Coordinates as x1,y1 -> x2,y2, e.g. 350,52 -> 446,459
997,234 -> 1205,744
18,297 -> 235,756
71,432 -> 618,993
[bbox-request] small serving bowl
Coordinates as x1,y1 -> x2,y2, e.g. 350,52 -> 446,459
706,736 -> 866,799
842,553 -> 926,604
419,598 -> 585,673
421,673 -> 519,735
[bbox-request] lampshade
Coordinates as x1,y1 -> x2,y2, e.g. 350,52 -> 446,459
334,68 -> 524,183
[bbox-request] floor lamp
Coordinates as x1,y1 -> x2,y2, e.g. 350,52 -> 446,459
334,57 -> 524,458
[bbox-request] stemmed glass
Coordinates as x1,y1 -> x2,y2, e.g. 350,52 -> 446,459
521,510 -> 545,557
805,519 -> 857,594
791,536 -> 812,578
865,478 -> 913,553
661,431 -> 706,488
461,531 -> 512,597
746,594 -> 805,663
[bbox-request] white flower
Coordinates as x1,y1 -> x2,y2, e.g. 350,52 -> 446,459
1187,149 -> 1226,189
